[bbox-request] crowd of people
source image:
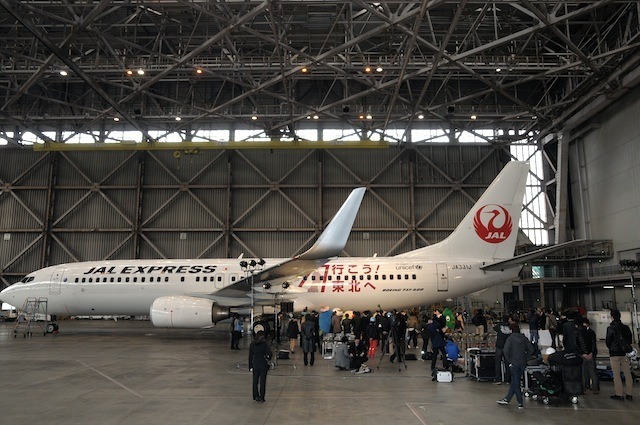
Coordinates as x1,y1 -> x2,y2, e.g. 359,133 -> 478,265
244,305 -> 636,405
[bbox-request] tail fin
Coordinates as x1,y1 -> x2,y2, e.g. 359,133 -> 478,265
398,161 -> 529,261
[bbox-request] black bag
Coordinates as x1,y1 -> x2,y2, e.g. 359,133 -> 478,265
611,331 -> 633,354
421,351 -> 433,360
405,353 -> 417,360
277,350 -> 290,360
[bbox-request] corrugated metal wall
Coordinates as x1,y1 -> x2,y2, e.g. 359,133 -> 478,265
569,85 -> 640,259
0,145 -> 509,286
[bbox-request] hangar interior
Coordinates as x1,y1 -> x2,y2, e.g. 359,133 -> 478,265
1,1 -> 640,316
2,2 -> 640,423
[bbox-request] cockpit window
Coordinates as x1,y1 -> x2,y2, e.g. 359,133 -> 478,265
18,276 -> 35,284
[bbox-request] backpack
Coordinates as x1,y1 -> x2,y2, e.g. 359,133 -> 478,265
611,329 -> 633,354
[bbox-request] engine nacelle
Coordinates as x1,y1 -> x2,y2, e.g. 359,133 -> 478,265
150,296 -> 229,328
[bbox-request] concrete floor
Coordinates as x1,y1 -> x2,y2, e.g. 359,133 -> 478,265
0,320 -> 638,425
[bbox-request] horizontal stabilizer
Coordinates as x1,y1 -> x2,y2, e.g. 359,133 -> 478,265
480,239 -> 587,271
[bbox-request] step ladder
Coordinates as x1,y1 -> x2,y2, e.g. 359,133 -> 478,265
12,297 -> 50,338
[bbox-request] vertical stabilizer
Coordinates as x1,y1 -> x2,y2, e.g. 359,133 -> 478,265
398,161 -> 529,261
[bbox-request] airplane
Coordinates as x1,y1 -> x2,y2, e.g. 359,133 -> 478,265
0,187 -> 366,330
0,161 -> 579,330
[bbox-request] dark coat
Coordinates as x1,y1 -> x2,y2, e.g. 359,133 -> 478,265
606,320 -> 633,357
300,319 -> 317,353
503,332 -> 535,367
248,338 -> 272,370
426,321 -> 445,349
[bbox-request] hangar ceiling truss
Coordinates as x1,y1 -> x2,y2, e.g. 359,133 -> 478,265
0,1 -> 639,145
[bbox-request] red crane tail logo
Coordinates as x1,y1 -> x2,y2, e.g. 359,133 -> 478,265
473,204 -> 513,244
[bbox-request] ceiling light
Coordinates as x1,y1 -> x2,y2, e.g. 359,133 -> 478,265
137,68 -> 145,76
126,69 -> 134,76
364,66 -> 372,73
251,114 -> 258,120
359,114 -> 365,120
175,116 -> 181,121
301,67 -> 308,73
470,114 -> 477,120
195,68 -> 203,75
603,285 -> 614,289
365,113 -> 372,120
113,117 -> 120,122
417,113 -> 424,120
59,70 -> 68,77
312,114 -> 319,120
495,67 -> 502,73
376,66 -> 383,72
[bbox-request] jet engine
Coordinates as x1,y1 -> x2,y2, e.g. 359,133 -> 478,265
150,295 -> 229,328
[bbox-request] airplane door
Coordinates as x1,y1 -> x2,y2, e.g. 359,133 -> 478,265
214,273 -> 225,289
436,263 -> 449,292
49,267 -> 65,295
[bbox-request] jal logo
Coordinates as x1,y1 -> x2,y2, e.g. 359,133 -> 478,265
473,204 -> 512,243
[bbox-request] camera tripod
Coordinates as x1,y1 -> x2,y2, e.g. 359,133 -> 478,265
377,326 -> 407,372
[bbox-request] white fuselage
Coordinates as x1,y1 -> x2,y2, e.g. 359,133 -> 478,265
0,256 -> 519,316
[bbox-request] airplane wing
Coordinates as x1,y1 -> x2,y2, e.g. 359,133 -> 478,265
202,187 -> 366,302
480,239 -> 587,271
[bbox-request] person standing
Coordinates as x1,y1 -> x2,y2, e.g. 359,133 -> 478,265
286,314 -> 300,353
389,311 -> 407,363
248,331 -> 272,402
300,314 -> 317,366
527,308 -> 540,355
406,310 -> 419,349
341,313 -> 353,336
545,309 -> 559,349
231,313 -> 243,350
577,317 -> 599,394
605,309 -> 634,401
497,323 -> 535,409
493,315 -> 512,384
426,315 -> 448,375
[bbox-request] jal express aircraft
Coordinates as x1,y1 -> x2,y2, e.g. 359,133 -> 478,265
0,162 -> 573,329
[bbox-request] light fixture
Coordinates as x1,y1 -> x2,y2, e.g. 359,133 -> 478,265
603,285 -> 615,289
376,66 -> 383,72
175,116 -> 182,121
359,114 -> 365,120
126,69 -> 134,76
470,114 -> 477,120
195,68 -> 203,75
312,114 -> 319,120
496,67 -> 502,73
417,113 -> 424,120
113,117 -> 120,122
262,282 -> 271,290
59,70 -> 68,77
301,66 -> 308,73
365,113 -> 372,120
137,68 -> 145,76
364,66 -> 372,73
251,114 -> 258,120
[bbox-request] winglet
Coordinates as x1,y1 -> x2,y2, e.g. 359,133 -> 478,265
297,187 -> 366,260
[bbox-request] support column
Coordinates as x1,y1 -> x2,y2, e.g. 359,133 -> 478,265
554,131 -> 570,244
